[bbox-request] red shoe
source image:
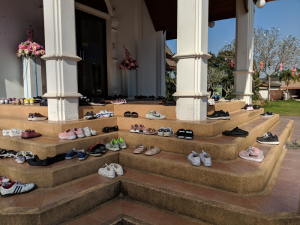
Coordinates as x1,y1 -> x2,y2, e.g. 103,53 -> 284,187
21,130 -> 42,139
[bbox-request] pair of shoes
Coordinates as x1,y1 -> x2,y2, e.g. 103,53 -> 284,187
87,144 -> 107,157
14,151 -> 34,164
145,111 -> 166,120
79,96 -> 90,106
188,151 -> 212,167
257,132 -> 279,145
27,154 -> 66,166
207,98 -> 215,105
90,98 -> 106,106
84,111 -> 97,120
1,180 -> 36,197
207,110 -> 230,120
106,138 -> 127,151
59,127 -> 96,140
144,128 -> 158,135
12,98 -> 22,105
176,129 -> 194,140
260,112 -> 273,117
65,148 -> 87,161
24,98 -> 34,105
134,145 -> 161,156
222,127 -> 249,137
21,130 -> 42,139
28,113 -> 47,121
158,127 -> 174,137
2,128 -> 24,137
102,125 -> 119,133
111,99 -> 126,104
98,163 -> 123,179
33,96 -> 43,103
130,124 -> 146,134
124,111 -> 138,118
241,104 -> 253,111
0,149 -> 17,158
239,146 -> 264,162
253,105 -> 260,110
96,110 -> 114,118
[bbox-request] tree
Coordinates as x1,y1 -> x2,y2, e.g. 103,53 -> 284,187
278,69 -> 300,99
207,66 -> 226,97
165,70 -> 176,98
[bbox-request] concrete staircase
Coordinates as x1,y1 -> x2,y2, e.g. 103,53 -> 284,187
0,102 -> 298,225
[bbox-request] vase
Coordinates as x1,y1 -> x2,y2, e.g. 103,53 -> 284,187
22,57 -> 42,98
121,69 -> 136,96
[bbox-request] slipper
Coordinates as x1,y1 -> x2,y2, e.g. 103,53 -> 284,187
124,111 -> 131,117
145,146 -> 160,156
144,128 -> 158,135
131,112 -> 138,118
134,145 -> 147,154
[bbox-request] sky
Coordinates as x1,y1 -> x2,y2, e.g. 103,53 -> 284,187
166,0 -> 300,56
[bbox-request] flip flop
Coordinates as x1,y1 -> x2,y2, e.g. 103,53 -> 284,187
131,112 -> 138,118
145,146 -> 161,156
124,111 -> 131,117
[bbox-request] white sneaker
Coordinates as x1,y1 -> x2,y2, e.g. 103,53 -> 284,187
9,129 -> 23,137
98,164 -> 115,179
110,163 -> 124,176
1,181 -> 35,197
0,99 -> 4,104
83,127 -> 96,136
145,111 -> 154,119
207,98 -> 215,105
24,151 -> 35,160
157,127 -> 165,136
14,151 -> 25,164
200,150 -> 212,167
2,129 -> 11,136
163,127 -> 174,137
0,177 -> 10,187
187,151 -> 201,166
97,110 -> 111,118
149,111 -> 166,120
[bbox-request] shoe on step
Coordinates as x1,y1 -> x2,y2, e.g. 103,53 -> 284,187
98,164 -> 115,179
187,151 -> 201,166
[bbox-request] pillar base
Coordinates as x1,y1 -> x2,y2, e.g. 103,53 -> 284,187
233,93 -> 253,105
176,97 -> 207,121
47,98 -> 79,121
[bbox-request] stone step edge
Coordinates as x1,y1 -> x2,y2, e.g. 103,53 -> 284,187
119,119 -> 293,194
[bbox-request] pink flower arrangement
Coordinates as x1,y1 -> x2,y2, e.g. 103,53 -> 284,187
119,46 -> 139,70
16,26 -> 45,58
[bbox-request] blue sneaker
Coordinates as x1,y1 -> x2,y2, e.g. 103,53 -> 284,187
260,112 -> 273,117
65,148 -> 78,159
78,150 -> 87,161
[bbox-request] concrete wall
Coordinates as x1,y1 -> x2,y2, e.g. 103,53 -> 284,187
259,90 -> 268,100
0,0 -> 45,98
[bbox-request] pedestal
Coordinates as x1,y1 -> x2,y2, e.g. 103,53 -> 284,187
23,57 -> 42,98
121,69 -> 136,96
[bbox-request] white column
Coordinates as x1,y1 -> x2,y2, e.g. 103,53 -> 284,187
173,0 -> 211,121
156,31 -> 166,97
233,0 -> 255,104
41,0 -> 81,121
111,18 -> 120,95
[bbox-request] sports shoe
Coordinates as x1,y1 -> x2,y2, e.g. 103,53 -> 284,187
14,151 -> 25,164
65,148 -> 78,159
2,129 -> 11,136
77,150 -> 87,161
9,129 -> 23,137
200,150 -> 212,166
98,164 -> 115,179
149,111 -> 166,120
247,105 -> 254,111
207,98 -> 215,105
239,146 -> 264,162
260,112 -> 273,117
110,163 -> 124,176
176,129 -> 186,139
24,151 -> 35,160
185,129 -> 194,140
4,98 -> 8,104
163,127 -> 174,137
117,137 -> 127,149
111,99 -> 126,104
90,98 -> 106,106
29,98 -> 34,105
241,104 -> 248,111
0,177 -> 10,187
146,111 -> 154,119
257,132 -> 279,145
0,149 -> 17,158
97,110 -> 111,118
88,144 -> 106,157
253,105 -> 260,110
0,99 -> 4,104
24,98 -> 29,105
222,127 -> 248,137
83,127 -> 96,136
187,151 -> 201,166
21,130 -> 42,139
73,128 -> 85,138
207,110 -> 230,120
1,181 -> 36,197
135,125 -> 144,134
158,127 -> 165,136
31,113 -> 47,121
106,139 -> 120,151
59,129 -> 77,140
84,111 -> 97,120
130,124 -> 138,133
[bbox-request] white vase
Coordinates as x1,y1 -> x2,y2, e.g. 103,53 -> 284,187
22,57 -> 42,98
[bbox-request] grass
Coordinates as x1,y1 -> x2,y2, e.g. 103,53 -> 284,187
261,100 -> 300,117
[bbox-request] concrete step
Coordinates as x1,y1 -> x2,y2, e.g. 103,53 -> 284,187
0,116 -> 117,138
119,119 -> 294,194
118,114 -> 279,160
117,109 -> 264,137
0,151 -> 118,188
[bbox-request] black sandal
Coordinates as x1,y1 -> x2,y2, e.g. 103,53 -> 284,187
124,111 -> 131,117
131,112 -> 138,118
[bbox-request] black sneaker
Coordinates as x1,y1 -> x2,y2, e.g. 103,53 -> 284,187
84,111 -> 97,120
222,128 -> 248,137
40,98 -> 48,106
185,129 -> 194,140
90,98 -> 106,106
260,112 -> 273,117
102,125 -> 119,133
0,149 -> 17,159
253,105 -> 260,110
256,132 -> 279,145
79,96 -> 90,106
176,129 -> 186,139
232,127 -> 249,135
87,144 -> 106,157
207,111 -> 222,120
241,104 -> 249,111
219,110 -> 230,120
27,154 -> 66,166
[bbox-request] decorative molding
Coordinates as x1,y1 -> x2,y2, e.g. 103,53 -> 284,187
174,52 -> 212,60
41,54 -> 82,62
111,28 -> 118,33
111,18 -> 120,29
233,70 -> 254,75
233,92 -> 254,96
43,92 -> 82,98
104,0 -> 115,17
75,2 -> 111,19
173,91 -> 210,97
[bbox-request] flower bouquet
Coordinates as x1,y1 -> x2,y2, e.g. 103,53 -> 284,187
119,47 -> 139,70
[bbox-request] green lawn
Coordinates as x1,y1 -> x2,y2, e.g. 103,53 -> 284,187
261,100 -> 300,117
